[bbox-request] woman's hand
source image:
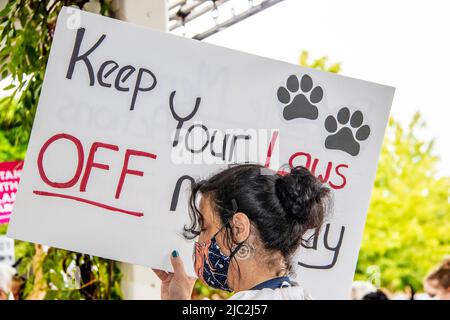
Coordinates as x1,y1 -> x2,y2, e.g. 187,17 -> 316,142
152,250 -> 196,300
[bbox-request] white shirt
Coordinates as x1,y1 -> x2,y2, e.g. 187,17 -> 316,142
228,279 -> 312,300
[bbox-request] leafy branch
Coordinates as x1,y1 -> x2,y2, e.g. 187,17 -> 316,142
0,0 -> 123,300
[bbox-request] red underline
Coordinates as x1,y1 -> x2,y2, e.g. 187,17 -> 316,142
33,190 -> 144,217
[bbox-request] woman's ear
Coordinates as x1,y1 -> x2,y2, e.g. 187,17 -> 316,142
231,212 -> 251,242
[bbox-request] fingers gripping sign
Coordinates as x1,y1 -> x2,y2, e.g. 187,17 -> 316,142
152,250 -> 196,300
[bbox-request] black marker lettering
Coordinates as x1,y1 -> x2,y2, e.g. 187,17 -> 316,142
66,28 -> 106,86
301,228 -> 320,249
97,60 -> 119,88
210,131 -> 229,160
131,68 -> 157,110
298,224 -> 345,269
169,91 -> 201,147
170,175 -> 195,211
228,134 -> 251,162
185,123 -> 210,153
115,65 -> 136,92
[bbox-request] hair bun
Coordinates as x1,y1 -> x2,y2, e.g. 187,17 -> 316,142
275,166 -> 330,228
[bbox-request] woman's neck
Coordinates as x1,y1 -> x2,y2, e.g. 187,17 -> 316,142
231,261 -> 284,292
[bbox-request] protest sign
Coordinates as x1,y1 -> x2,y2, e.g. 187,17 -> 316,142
0,161 -> 22,225
7,7 -> 394,299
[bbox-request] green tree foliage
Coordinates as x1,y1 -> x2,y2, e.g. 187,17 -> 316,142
0,98 -> 28,160
0,0 -> 123,300
298,50 -> 341,73
355,114 -> 450,295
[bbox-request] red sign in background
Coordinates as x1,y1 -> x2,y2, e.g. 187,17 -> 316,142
0,161 -> 22,224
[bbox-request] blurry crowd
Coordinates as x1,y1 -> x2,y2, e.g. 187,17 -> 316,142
0,262 -> 24,300
351,257 -> 450,300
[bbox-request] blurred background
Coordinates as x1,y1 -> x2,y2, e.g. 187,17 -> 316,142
0,0 -> 448,300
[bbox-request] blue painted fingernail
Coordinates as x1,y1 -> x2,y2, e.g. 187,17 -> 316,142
172,250 -> 179,257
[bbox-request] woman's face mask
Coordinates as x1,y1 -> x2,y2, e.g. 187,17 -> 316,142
194,223 -> 244,292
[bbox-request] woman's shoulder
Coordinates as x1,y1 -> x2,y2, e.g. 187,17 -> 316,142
228,285 -> 313,300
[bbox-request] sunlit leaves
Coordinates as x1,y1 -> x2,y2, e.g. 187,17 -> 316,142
356,113 -> 450,294
299,50 -> 341,73
0,0 -> 121,300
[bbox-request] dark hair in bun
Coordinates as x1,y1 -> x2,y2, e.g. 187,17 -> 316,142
275,166 -> 330,229
184,164 -> 332,272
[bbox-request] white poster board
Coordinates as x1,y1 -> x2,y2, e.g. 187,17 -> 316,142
7,7 -> 394,299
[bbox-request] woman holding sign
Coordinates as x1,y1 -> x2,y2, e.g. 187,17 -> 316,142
152,164 -> 331,300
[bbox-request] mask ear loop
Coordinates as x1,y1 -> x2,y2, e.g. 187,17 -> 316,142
229,241 -> 245,259
228,199 -> 247,259
212,198 -> 245,254
212,198 -> 239,237
219,199 -> 246,292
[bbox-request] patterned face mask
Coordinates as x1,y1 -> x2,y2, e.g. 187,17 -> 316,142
194,224 -> 244,292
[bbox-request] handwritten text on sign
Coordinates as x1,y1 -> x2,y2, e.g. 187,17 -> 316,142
0,161 -> 22,225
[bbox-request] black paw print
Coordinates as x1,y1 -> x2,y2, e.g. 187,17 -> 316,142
324,107 -> 370,156
277,74 -> 323,120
